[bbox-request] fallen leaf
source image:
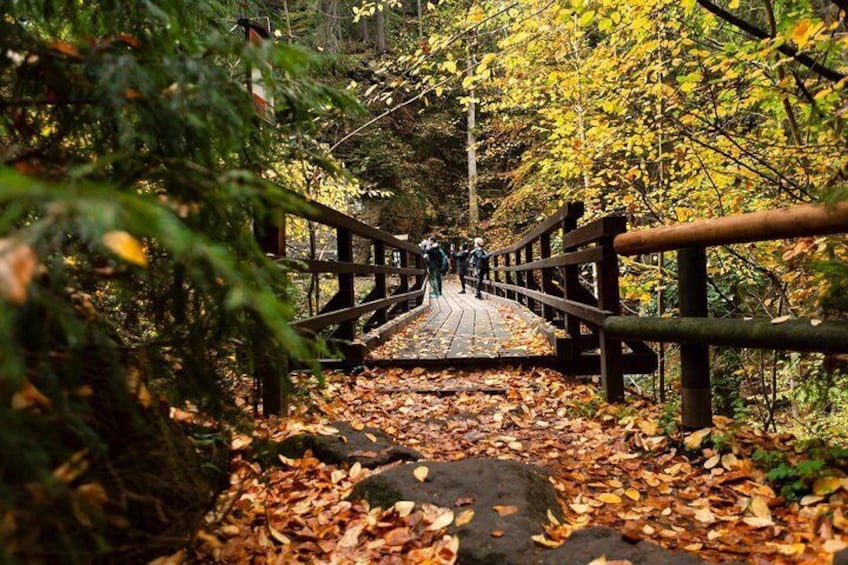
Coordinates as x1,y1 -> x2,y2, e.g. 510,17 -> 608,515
427,509 -> 454,531
384,527 -> 413,546
683,428 -> 711,450
267,523 -> 290,545
348,461 -> 363,480
694,507 -> 716,525
413,466 -> 429,482
598,493 -> 622,504
813,476 -> 842,496
624,489 -> 641,501
770,315 -> 791,324
720,453 -> 739,470
749,496 -> 771,520
365,432 -> 378,443
531,533 -> 563,548
394,500 -> 415,518
704,454 -> 720,470
491,530 -> 504,537
742,516 -> 774,528
493,505 -> 519,516
455,509 -> 475,526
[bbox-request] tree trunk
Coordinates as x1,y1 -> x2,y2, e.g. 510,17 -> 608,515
417,0 -> 423,38
319,0 -> 341,54
375,2 -> 387,54
362,16 -> 370,44
466,43 -> 479,228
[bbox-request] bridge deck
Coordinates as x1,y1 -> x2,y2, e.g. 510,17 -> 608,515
368,279 -> 553,364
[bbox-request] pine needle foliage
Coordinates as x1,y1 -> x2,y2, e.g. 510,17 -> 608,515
0,0 -> 355,560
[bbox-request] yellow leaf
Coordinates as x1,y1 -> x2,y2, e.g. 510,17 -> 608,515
683,427 -> 711,450
493,504 -> 519,516
704,454 -> 720,469
349,461 -> 363,480
531,533 -> 563,548
694,507 -> 716,524
813,476 -> 842,496
742,516 -> 774,528
624,488 -> 641,501
749,496 -> 771,520
598,493 -> 621,504
721,453 -> 739,470
394,500 -> 415,518
102,231 -> 148,267
413,466 -> 429,482
455,509 -> 475,526
268,523 -> 291,545
790,19 -> 813,48
426,509 -> 454,531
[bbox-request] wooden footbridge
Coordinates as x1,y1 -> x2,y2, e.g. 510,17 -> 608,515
257,194 -> 848,429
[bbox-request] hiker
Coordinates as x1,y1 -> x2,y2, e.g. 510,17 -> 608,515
424,235 -> 448,297
469,237 -> 489,299
452,243 -> 470,294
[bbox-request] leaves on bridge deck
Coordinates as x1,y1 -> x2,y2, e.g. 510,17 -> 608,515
184,367 -> 848,564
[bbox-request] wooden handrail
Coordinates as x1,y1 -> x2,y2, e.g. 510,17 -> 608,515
614,201 -> 848,256
491,202 -> 584,256
285,189 -> 422,254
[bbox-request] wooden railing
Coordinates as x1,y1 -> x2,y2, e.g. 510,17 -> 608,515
256,191 -> 426,389
611,202 -> 848,428
474,201 -> 848,428
474,202 -> 657,403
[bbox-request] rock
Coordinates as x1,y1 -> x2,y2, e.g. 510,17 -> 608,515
835,547 -> 848,565
560,527 -> 706,565
351,458 -> 706,565
256,421 -> 422,468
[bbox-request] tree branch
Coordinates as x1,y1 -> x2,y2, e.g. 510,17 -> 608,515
696,0 -> 845,82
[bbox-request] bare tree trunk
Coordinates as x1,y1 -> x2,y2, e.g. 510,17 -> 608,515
466,42 -> 479,229
319,0 -> 341,54
417,0 -> 423,38
283,0 -> 294,44
362,16 -> 370,44
375,3 -> 387,54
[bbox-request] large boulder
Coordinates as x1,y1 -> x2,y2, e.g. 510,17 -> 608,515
256,421 -> 422,468
351,458 -> 706,565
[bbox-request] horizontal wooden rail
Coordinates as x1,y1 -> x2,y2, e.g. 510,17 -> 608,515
286,190 -> 421,254
492,202 -> 584,256
614,202 -> 848,256
492,246 -> 608,272
291,259 -> 425,276
292,288 -> 425,332
604,316 -> 848,353
484,280 -> 610,325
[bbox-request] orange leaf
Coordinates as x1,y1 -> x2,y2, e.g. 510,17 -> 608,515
48,40 -> 83,59
493,504 -> 519,516
384,527 -> 413,546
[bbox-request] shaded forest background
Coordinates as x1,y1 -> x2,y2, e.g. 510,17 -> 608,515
1,0 -> 847,562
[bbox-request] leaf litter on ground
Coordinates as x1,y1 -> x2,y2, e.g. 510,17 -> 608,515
181,366 -> 848,564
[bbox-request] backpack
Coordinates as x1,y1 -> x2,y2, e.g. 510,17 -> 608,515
439,248 -> 449,274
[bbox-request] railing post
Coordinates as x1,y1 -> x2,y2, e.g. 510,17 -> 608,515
373,240 -> 387,326
678,246 -> 711,428
514,249 -> 523,306
540,233 -> 555,321
562,217 -> 581,356
492,254 -> 499,296
336,227 -> 355,343
399,251 -> 410,311
597,218 -> 626,403
504,253 -> 514,300
524,242 -> 536,313
262,214 -> 286,415
414,252 -> 424,306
